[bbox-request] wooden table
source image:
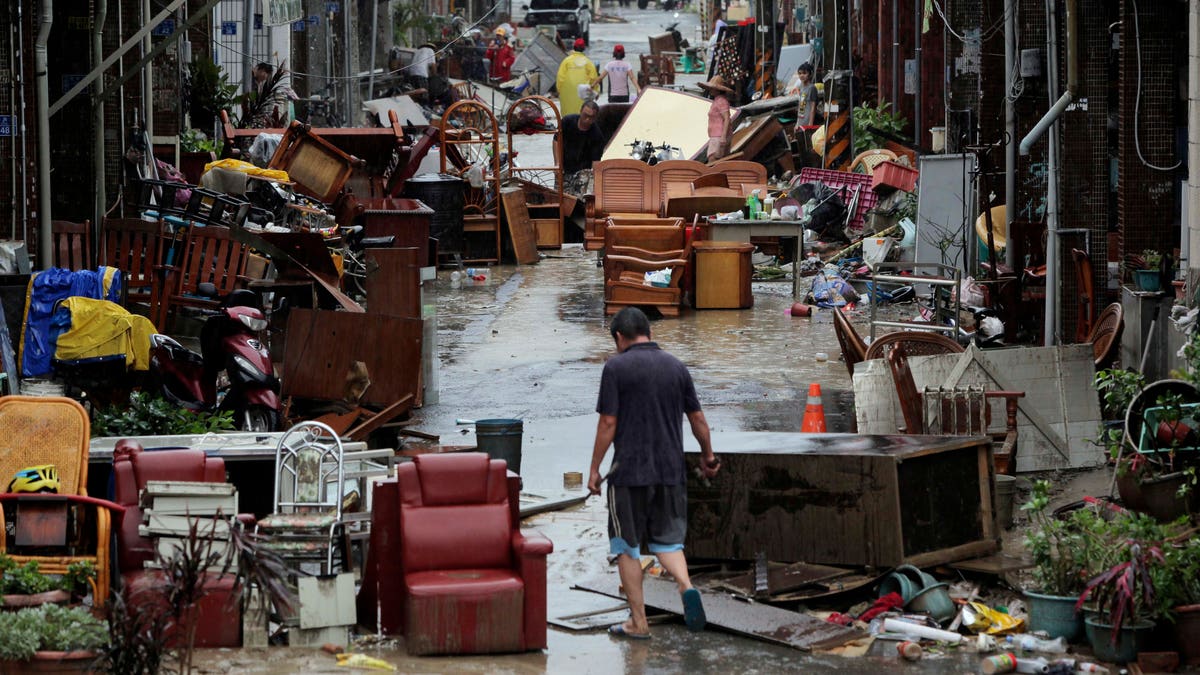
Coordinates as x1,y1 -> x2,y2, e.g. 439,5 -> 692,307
683,432 -> 998,567
706,218 -> 807,298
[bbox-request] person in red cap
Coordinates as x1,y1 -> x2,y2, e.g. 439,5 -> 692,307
592,44 -> 638,104
556,38 -> 598,116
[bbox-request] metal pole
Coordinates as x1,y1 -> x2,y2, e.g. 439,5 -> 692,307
913,0 -> 921,148
17,0 -> 28,240
343,1 -> 352,125
891,0 -> 898,107
1044,0 -> 1060,345
243,0 -> 254,96
1189,0 -> 1200,303
142,0 -> 154,149
367,0 -> 378,100
1004,0 -> 1016,269
94,0 -> 107,253
35,0 -> 52,269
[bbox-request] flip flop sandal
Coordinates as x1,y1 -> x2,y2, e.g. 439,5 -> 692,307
608,623 -> 652,640
681,588 -> 706,632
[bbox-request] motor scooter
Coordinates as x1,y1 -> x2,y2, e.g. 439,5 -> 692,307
149,285 -> 281,432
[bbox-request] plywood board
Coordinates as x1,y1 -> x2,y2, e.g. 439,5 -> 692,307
282,309 -> 422,408
601,87 -> 713,161
914,154 -> 975,277
510,32 -> 565,95
364,248 -> 421,318
574,575 -> 864,651
500,189 -> 541,264
298,573 -> 357,629
362,95 -> 429,127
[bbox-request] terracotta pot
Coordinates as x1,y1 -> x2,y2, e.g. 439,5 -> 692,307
0,589 -> 71,610
1137,651 -> 1180,673
0,650 -> 98,674
1116,471 -> 1199,521
1175,604 -> 1200,665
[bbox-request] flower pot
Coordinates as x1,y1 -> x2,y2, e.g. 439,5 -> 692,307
1174,604 -> 1200,665
1135,269 -> 1162,293
0,589 -> 71,610
907,583 -> 956,624
1084,616 -> 1155,664
1137,471 -> 1198,522
1173,279 -> 1187,301
0,650 -> 98,674
1116,471 -> 1148,512
1025,590 -> 1084,642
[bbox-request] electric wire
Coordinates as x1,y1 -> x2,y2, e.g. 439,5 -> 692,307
1130,0 -> 1182,171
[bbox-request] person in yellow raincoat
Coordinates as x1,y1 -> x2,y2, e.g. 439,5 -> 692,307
556,39 -> 597,117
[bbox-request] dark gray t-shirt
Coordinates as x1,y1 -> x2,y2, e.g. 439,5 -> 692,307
596,342 -> 701,487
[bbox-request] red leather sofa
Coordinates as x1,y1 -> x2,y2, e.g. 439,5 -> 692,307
112,440 -> 242,647
357,453 -> 552,655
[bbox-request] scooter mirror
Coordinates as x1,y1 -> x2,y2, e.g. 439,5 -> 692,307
197,282 -> 218,298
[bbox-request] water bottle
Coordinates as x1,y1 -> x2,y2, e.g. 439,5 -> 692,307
450,270 -> 462,288
1014,656 -> 1049,674
1003,634 -> 1067,654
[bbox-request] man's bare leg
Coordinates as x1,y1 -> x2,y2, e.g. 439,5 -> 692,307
655,550 -> 692,593
617,553 -> 650,634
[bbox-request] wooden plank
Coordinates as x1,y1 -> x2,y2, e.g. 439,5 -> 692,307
14,499 -> 68,547
501,189 -> 541,264
574,576 -> 864,651
144,513 -> 232,536
345,395 -> 415,441
949,552 -> 1034,575
145,481 -> 235,496
282,309 -> 422,408
364,248 -> 421,319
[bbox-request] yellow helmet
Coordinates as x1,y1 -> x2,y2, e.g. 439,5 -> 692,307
8,465 -> 60,494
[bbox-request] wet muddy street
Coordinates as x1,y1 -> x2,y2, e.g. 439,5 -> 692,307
190,248 -> 994,673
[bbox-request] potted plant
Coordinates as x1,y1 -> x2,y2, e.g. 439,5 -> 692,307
177,129 -> 221,184
0,557 -> 95,610
1021,480 -> 1094,641
1076,540 -> 1163,664
1134,250 -> 1163,292
0,603 -> 107,673
1157,536 -> 1200,665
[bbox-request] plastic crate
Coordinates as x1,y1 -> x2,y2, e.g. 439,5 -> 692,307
1137,403 -> 1200,455
871,160 -> 919,193
795,167 -> 878,233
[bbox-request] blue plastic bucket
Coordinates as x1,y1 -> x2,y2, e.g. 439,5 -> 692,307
474,418 -> 524,475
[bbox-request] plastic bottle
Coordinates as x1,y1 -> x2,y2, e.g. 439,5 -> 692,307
746,191 -> 760,220
981,653 -> 1018,675
1014,656 -> 1049,674
1003,634 -> 1068,654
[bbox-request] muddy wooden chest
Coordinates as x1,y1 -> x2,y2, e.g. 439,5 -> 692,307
684,432 -> 998,567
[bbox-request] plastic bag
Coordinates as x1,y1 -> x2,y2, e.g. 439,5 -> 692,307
644,269 -> 671,288
955,276 -> 986,307
961,601 -> 1024,635
465,162 -> 485,188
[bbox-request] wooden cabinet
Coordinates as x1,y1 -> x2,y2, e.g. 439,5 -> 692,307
692,241 -> 754,309
685,432 -> 998,567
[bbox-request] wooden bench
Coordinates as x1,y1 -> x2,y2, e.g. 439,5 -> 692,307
585,160 -> 767,250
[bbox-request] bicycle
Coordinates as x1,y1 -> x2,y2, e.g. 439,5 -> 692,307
301,85 -> 343,128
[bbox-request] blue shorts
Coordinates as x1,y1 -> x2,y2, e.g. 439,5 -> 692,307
607,484 -> 687,560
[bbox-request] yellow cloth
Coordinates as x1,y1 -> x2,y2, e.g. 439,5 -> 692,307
556,52 -> 598,117
202,158 -> 290,182
54,297 -> 156,371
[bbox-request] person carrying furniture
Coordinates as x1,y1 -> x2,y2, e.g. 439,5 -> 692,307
588,307 -> 721,640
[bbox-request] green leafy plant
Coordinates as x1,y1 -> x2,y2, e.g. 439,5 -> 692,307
1,560 -> 56,595
91,391 -> 235,438
62,561 -> 97,600
1095,368 -> 1147,421
179,128 -> 221,156
1022,480 -> 1091,596
0,604 -> 107,661
393,5 -> 445,47
1154,536 -> 1200,613
851,101 -> 907,154
185,59 -> 238,135
1142,249 -> 1163,270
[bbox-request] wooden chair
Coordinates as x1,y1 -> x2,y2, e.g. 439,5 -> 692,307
864,330 -> 964,362
887,345 -> 1025,475
0,396 -> 112,606
1072,248 -> 1095,343
832,306 -> 868,376
51,220 -> 93,270
849,149 -> 898,175
603,222 -> 691,317
692,173 -> 729,190
1088,302 -> 1124,370
151,225 -> 251,330
710,160 -> 768,189
101,218 -> 165,308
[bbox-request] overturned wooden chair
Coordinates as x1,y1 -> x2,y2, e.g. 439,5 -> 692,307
864,331 -> 964,362
832,306 -> 868,376
887,345 -> 1025,475
603,220 -> 691,317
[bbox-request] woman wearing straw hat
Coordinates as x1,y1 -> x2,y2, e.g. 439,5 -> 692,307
698,75 -> 734,161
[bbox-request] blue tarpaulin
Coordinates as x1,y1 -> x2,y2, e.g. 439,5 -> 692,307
20,267 -> 123,377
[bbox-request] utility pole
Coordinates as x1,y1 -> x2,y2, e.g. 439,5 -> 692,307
819,0 -> 852,168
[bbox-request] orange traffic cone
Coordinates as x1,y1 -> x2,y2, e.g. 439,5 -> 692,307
801,383 -> 827,432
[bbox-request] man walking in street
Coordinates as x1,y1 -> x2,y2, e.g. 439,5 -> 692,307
588,307 -> 721,639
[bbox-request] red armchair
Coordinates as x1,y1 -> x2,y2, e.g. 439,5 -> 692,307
112,440 -> 242,647
376,453 -> 552,655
